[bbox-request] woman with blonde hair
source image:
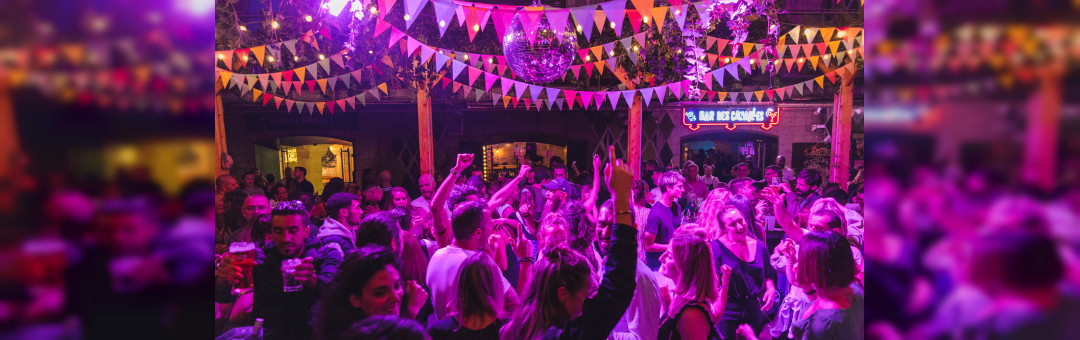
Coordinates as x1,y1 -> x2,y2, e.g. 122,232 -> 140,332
428,252 -> 506,340
658,234 -> 732,340
696,188 -> 733,242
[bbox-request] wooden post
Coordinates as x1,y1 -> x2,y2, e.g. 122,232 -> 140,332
1022,64 -> 1063,192
215,91 -> 230,177
628,93 -> 643,180
0,72 -> 18,178
418,88 -> 434,176
830,72 -> 854,190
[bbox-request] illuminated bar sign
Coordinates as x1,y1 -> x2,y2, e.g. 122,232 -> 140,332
682,107 -> 780,131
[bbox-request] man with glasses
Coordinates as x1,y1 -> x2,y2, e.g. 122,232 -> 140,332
215,200 -> 343,339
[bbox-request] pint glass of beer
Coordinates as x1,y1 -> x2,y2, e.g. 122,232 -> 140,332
228,242 -> 257,295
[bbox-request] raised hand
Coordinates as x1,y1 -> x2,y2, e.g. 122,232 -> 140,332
720,264 -> 733,287
603,146 -> 632,200
517,164 -> 532,179
405,280 -> 428,318
592,154 -> 601,172
455,153 -> 475,173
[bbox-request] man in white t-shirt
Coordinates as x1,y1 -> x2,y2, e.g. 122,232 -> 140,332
426,200 -> 520,320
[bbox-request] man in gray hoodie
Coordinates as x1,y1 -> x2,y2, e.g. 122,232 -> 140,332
317,192 -> 363,256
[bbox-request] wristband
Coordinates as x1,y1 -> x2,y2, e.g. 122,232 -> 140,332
518,256 -> 536,263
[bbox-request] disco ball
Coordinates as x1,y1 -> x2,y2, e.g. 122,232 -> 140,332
502,8 -> 578,83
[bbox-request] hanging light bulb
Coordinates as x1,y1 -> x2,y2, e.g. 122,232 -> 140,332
725,57 -> 731,63
609,22 -> 615,29
217,53 -> 224,59
632,45 -> 639,51
488,57 -> 494,63
837,30 -> 845,38
271,21 -> 279,29
242,55 -> 249,61
585,55 -> 591,61
404,14 -> 411,21
294,56 -> 299,61
823,54 -> 829,59
370,6 -> 377,14
319,54 -> 326,60
305,15 -> 313,22
268,55 -> 275,62
643,17 -> 649,23
576,24 -> 582,32
473,24 -> 480,32
750,59 -> 755,64
674,9 -> 680,15
463,54 -> 469,60
439,20 -> 446,27
798,57 -> 804,62
239,25 -> 247,31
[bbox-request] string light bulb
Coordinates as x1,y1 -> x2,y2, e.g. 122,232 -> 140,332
217,53 -> 224,59
305,15 -> 313,22
439,20 -> 446,27
404,14 -> 411,21
576,24 -> 582,32
488,57 -> 494,63
823,54 -> 829,59
750,59 -> 755,64
463,54 -> 469,60
725,57 -> 731,63
370,7 -> 377,14
239,25 -> 247,31
643,17 -> 649,23
632,45 -> 639,51
319,54 -> 325,60
837,30 -> 845,38
271,21 -> 279,29
585,55 -> 591,61
242,55 -> 248,61
674,9 -> 680,15
268,56 -> 275,62
610,22 -> 615,29
473,24 -> 480,32
294,56 -> 299,61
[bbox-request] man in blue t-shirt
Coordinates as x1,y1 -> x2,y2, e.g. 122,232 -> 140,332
644,170 -> 685,270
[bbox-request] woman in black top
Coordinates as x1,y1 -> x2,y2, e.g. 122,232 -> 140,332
657,234 -> 731,340
710,206 -> 778,339
428,252 -> 506,340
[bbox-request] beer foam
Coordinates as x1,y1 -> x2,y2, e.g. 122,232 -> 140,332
229,242 -> 256,253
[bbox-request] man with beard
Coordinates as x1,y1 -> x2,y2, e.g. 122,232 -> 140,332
541,177 -> 572,220
293,167 -> 315,196
360,183 -> 383,214
215,201 -> 342,339
317,193 -> 364,256
784,169 -> 823,217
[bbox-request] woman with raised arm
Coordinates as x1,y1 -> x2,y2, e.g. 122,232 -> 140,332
501,146 -> 638,340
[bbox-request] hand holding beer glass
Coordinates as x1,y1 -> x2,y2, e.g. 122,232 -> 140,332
289,257 -> 317,289
217,242 -> 256,296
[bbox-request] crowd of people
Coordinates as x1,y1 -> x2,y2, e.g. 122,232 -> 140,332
213,145 -> 867,340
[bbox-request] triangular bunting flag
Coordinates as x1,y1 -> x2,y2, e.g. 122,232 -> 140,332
274,96 -> 283,109
404,0 -> 429,29
519,11 -> 543,45
607,91 -> 621,109
318,59 -> 331,74
251,46 -> 265,66
452,60 -> 467,79
820,27 -> 835,42
656,86 -> 667,105
621,90 -> 635,107
317,79 -> 328,93
294,67 -> 306,81
252,89 -> 262,102
594,92 -> 605,109
420,46 -> 436,65
639,87 -> 653,106
814,76 -> 824,88
546,87 -> 561,103
571,7 -> 597,42
754,91 -> 764,102
668,82 -> 682,99
809,56 -> 820,70
284,99 -> 294,112
547,10 -> 571,42
804,27 -> 819,43
305,80 -> 317,94
672,4 -> 688,29
433,1 -> 457,37
651,7 -> 668,33
787,26 -> 801,43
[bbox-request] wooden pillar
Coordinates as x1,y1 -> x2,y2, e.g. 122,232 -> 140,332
628,93 -> 643,180
1022,65 -> 1063,192
830,72 -> 854,190
215,91 -> 230,177
0,73 -> 17,175
418,88 -> 434,175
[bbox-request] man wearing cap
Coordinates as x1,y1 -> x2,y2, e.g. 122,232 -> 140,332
541,177 -> 573,220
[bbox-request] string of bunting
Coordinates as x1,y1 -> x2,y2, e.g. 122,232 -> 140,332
437,60 -> 859,111
388,0 -> 862,44
230,81 -> 390,114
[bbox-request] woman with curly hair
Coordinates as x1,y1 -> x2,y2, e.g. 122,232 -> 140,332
658,234 -> 732,340
695,188 -> 733,242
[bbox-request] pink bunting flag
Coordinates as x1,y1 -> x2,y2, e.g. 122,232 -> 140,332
668,82 -> 682,99
468,67 -> 482,86
433,2 -> 457,36
484,73 -> 498,91
519,10 -> 543,45
639,87 -> 654,106
492,9 -> 515,44
388,28 -> 405,49
593,92 -> 605,109
656,86 -> 667,105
